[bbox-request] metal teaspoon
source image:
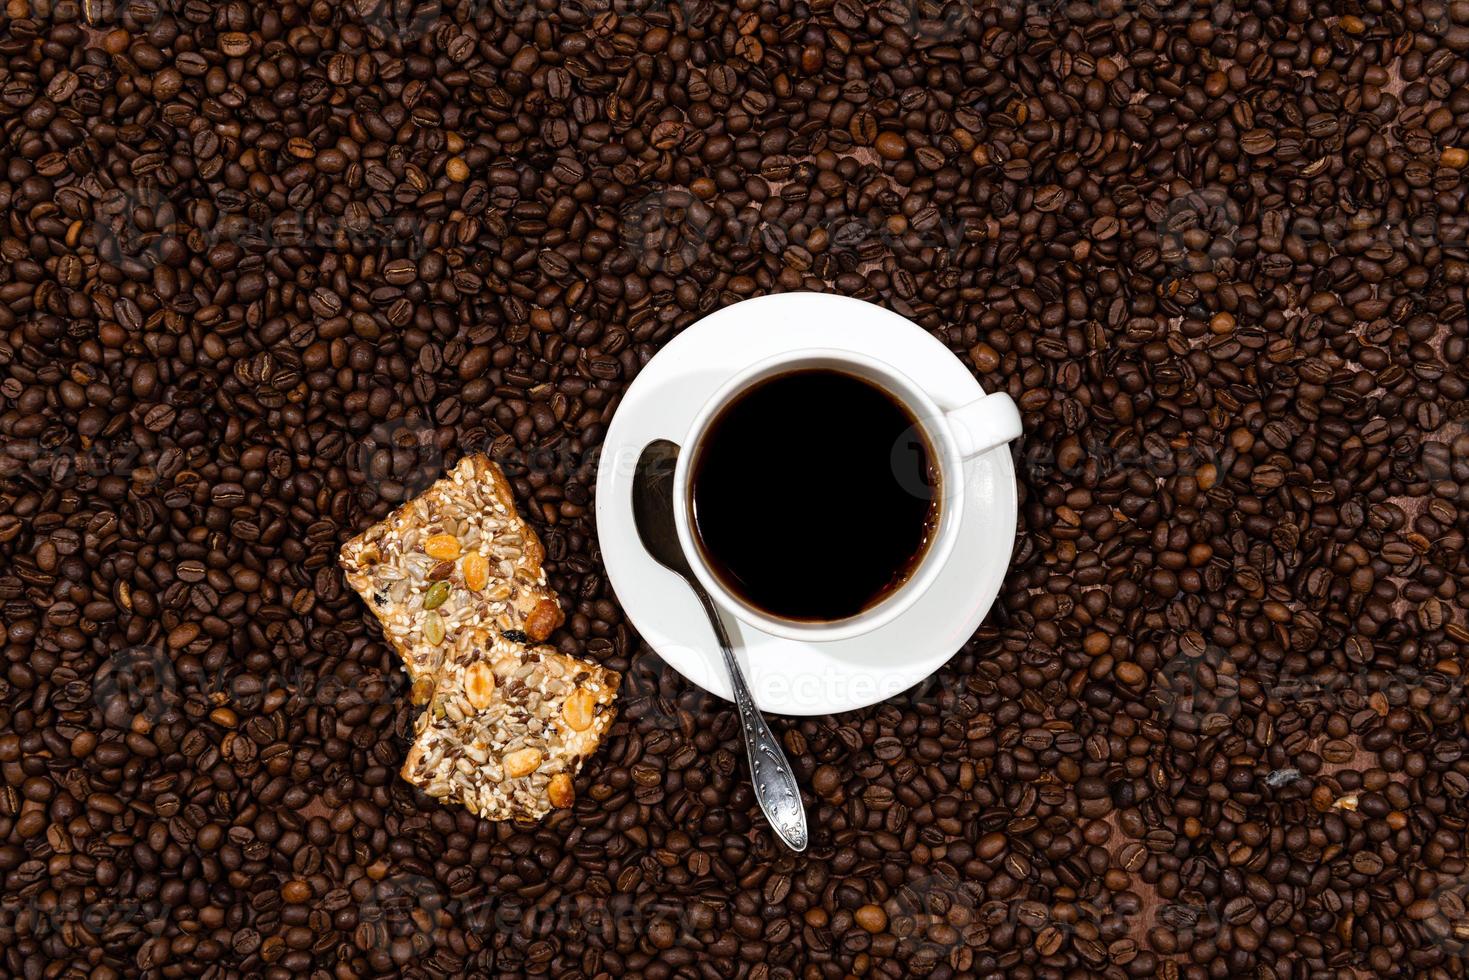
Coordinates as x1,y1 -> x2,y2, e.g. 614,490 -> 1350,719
632,438 -> 809,852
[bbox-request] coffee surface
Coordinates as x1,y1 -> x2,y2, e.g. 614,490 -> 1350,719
691,369 -> 937,621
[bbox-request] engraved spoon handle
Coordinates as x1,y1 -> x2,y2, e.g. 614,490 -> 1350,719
692,585 -> 809,852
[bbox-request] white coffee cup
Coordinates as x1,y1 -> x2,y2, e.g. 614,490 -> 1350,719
671,347 -> 1022,643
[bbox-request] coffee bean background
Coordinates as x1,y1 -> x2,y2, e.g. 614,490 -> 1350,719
3,0 -> 1469,976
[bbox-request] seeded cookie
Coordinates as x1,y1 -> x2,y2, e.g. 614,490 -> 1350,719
339,454 -> 564,700
402,627 -> 620,821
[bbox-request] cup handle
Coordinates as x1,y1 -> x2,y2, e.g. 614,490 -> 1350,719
945,392 -> 1022,458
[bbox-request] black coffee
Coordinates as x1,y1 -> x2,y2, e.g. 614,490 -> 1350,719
690,369 -> 938,622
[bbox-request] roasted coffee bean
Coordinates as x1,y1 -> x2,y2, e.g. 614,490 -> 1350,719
5,2 -> 1469,978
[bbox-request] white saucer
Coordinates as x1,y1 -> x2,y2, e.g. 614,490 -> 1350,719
594,293 -> 1018,715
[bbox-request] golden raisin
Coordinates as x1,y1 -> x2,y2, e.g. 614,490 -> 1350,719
548,772 -> 574,808
464,662 -> 495,710
461,552 -> 489,592
525,598 -> 563,641
424,534 -> 460,560
503,747 -> 542,778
